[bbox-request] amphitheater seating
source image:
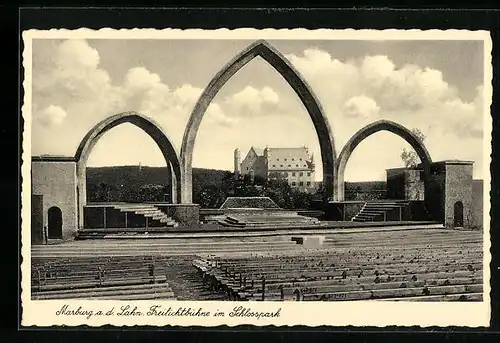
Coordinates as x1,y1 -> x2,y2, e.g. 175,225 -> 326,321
192,229 -> 483,301
352,201 -> 410,222
31,256 -> 176,300
31,238 -> 301,258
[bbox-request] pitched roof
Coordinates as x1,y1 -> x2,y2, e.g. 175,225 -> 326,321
266,147 -> 311,161
251,147 -> 265,156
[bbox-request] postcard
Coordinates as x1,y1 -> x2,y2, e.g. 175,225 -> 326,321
21,28 -> 492,327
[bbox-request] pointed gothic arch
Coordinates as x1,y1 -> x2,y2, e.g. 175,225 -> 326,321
75,111 -> 182,227
180,40 -> 337,203
335,120 -> 432,201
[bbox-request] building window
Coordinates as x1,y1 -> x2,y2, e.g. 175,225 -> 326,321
306,181 -> 311,186
292,181 -> 296,186
292,158 -> 295,161
299,181 -> 304,186
299,158 -> 302,161
304,164 -> 307,167
272,165 -> 276,167
283,172 -> 288,177
299,172 -> 303,176
288,165 -> 291,167
419,170 -> 425,181
292,172 -> 296,176
284,158 -> 287,161
246,167 -> 249,171
276,158 -> 279,161
280,165 -> 283,167
307,172 -> 311,176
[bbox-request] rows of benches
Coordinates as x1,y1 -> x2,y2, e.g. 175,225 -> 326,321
31,256 -> 177,300
192,240 -> 483,301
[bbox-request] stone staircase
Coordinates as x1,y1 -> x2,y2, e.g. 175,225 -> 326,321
114,203 -> 178,226
352,201 -> 410,222
217,210 -> 323,229
77,204 -> 178,239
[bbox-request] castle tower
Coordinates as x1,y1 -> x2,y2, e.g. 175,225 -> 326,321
234,148 -> 241,174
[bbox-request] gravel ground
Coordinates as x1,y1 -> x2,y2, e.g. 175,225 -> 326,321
162,256 -> 229,301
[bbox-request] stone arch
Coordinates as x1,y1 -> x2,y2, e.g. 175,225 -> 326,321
180,40 -> 337,203
335,120 -> 432,201
75,111 -> 182,227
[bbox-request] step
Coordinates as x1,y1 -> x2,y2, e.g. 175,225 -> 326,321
35,290 -> 177,300
364,204 -> 406,208
359,210 -> 390,215
33,285 -> 174,299
136,210 -> 164,215
354,213 -> 383,219
115,207 -> 158,212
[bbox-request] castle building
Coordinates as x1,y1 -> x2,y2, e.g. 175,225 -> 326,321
235,146 -> 316,192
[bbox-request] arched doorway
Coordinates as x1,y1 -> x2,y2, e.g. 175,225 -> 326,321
180,40 -> 337,203
335,120 -> 432,201
454,201 -> 464,227
47,206 -> 63,239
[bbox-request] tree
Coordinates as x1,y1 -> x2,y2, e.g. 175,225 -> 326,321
91,182 -> 118,202
138,184 -> 165,202
401,128 -> 426,168
199,185 -> 226,208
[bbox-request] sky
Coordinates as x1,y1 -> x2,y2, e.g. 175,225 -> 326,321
30,38 -> 487,181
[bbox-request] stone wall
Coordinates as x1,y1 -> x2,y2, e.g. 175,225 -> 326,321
32,160 -> 78,240
386,168 -> 424,200
324,201 -> 365,221
471,179 -> 484,229
444,163 -> 473,228
386,169 -> 406,199
31,194 -> 44,245
154,203 -> 200,227
424,163 -> 447,222
405,169 -> 425,201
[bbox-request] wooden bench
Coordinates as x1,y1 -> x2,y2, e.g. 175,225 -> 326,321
193,239 -> 483,301
31,256 -> 176,298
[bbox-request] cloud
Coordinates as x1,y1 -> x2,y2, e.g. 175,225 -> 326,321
224,86 -> 281,117
344,95 -> 380,118
285,47 -> 485,180
286,49 -> 478,126
37,105 -> 67,127
31,39 -> 241,157
31,40 -> 486,181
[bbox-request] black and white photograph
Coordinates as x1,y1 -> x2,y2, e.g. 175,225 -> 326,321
21,28 -> 492,327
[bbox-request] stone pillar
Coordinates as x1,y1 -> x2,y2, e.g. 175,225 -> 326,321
169,162 -> 177,204
77,161 -> 86,230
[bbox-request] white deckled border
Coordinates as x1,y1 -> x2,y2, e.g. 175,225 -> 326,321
20,28 -> 493,328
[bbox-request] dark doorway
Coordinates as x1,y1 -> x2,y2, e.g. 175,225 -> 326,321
454,201 -> 464,228
48,206 -> 63,239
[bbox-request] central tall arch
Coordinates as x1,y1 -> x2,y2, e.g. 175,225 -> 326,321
180,40 -> 337,203
335,120 -> 432,201
75,111 -> 182,227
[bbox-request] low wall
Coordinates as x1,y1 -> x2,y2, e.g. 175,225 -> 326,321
324,201 -> 365,221
324,201 -> 431,221
153,203 -> 200,227
84,203 -> 200,229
